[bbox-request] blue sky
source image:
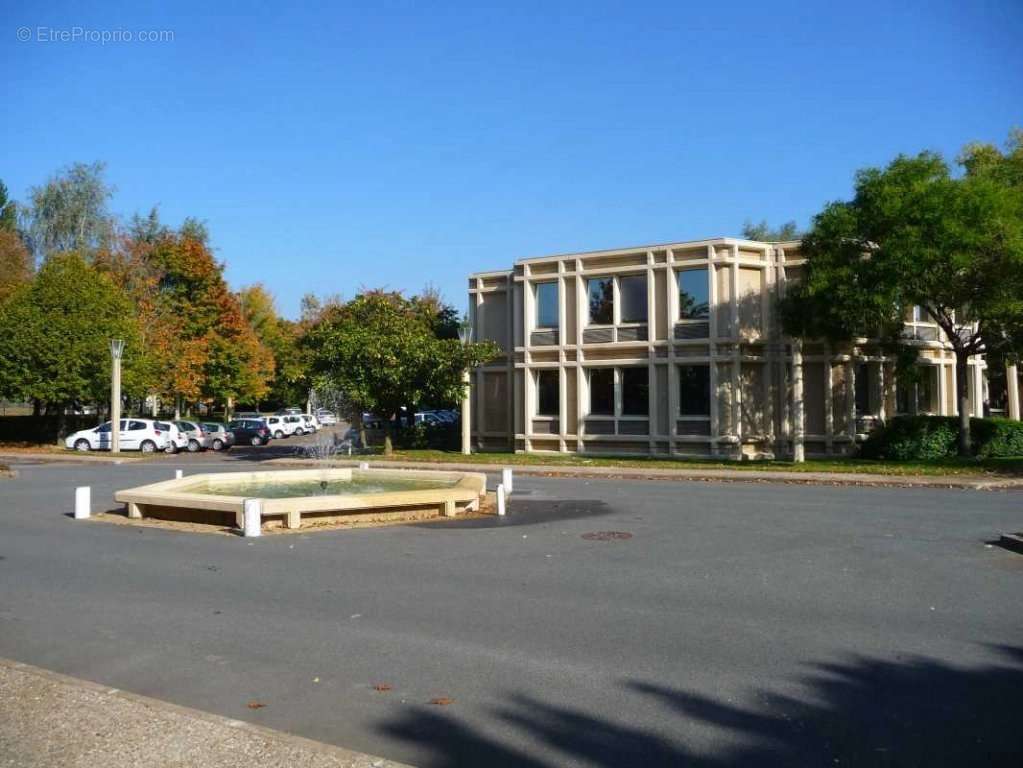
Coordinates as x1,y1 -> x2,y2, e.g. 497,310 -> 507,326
4,0 -> 1021,318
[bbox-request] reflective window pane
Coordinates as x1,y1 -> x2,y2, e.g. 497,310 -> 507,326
537,370 -> 560,416
588,278 -> 613,325
619,275 -> 647,323
589,368 -> 614,415
536,282 -> 558,329
678,365 -> 710,416
622,367 -> 649,416
678,268 -> 709,320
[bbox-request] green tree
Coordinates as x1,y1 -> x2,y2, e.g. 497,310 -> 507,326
742,219 -> 802,241
24,162 -> 115,262
0,252 -> 143,437
0,180 -> 19,232
780,140 -> 1023,456
305,291 -> 497,454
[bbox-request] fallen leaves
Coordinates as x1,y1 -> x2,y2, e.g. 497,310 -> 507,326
372,683 -> 393,692
429,697 -> 454,706
246,701 -> 266,710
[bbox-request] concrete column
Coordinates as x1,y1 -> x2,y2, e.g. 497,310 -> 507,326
460,368 -> 471,454
973,363 -> 985,417
1008,363 -> 1020,421
792,341 -> 805,463
846,360 -> 856,437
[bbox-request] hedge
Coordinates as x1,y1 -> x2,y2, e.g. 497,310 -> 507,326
859,415 -> 1023,460
0,415 -> 101,444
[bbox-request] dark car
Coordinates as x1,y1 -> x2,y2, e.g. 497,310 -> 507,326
227,419 -> 272,447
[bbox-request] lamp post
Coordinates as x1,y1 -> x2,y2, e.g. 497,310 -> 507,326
457,318 -> 472,455
110,339 -> 124,453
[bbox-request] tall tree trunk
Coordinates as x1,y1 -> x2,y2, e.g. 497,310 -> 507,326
32,399 -> 41,417
354,412 -> 367,449
174,396 -> 181,421
55,405 -> 67,445
383,417 -> 393,456
955,352 -> 972,457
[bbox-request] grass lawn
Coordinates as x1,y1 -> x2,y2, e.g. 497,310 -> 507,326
368,448 -> 1023,477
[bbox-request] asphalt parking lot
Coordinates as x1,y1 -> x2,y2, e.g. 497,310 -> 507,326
1,458 -> 1021,767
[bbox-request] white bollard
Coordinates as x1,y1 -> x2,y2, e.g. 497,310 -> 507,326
243,499 -> 262,538
175,469 -> 184,480
358,461 -> 369,470
502,468 -> 513,495
496,484 -> 506,516
74,486 -> 91,519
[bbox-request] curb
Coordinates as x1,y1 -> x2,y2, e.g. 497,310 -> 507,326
0,657 -> 412,767
265,457 -> 1023,491
0,451 -> 149,465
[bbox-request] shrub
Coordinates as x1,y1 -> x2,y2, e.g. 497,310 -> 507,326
859,415 -> 1023,460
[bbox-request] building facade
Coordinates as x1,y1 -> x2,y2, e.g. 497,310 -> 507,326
467,237 -> 1022,458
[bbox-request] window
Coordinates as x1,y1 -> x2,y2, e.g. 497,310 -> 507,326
589,368 -> 614,415
854,363 -> 870,415
678,365 -> 711,416
678,268 -> 709,320
536,282 -> 558,329
588,277 -> 613,325
536,370 -> 560,416
128,421 -> 147,431
619,275 -> 647,323
97,422 -> 111,433
918,366 -> 937,413
621,367 -> 649,416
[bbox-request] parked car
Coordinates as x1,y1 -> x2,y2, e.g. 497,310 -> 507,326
414,411 -> 445,426
265,414 -> 300,439
158,421 -> 189,454
201,422 -> 236,451
65,419 -> 171,454
235,411 -> 263,420
300,414 -> 320,432
315,409 -> 338,426
228,418 -> 272,446
175,420 -> 210,452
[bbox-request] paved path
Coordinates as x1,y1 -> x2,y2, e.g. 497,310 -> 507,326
1,460 -> 1022,766
0,658 -> 410,768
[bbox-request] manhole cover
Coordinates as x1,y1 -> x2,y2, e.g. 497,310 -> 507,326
581,531 -> 633,541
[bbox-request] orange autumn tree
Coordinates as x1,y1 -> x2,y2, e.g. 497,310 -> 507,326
106,212 -> 272,417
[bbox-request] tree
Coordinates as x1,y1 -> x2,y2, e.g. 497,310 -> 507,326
304,291 -> 498,454
24,162 -> 115,262
0,230 -> 32,304
742,219 -> 802,242
780,139 -> 1023,456
0,180 -> 18,232
239,284 -> 310,409
0,252 -> 143,437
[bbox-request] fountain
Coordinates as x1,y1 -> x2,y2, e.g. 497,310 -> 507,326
114,467 -> 487,531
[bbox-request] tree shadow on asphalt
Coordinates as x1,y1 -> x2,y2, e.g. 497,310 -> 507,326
377,645 -> 1023,767
413,498 -> 618,529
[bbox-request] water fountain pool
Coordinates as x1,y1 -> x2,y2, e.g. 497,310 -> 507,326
114,467 -> 487,531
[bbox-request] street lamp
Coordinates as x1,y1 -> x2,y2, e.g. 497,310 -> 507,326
458,316 -> 472,455
110,339 -> 124,453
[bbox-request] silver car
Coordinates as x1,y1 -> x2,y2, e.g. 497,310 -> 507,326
201,422 -> 236,451
175,420 -> 210,452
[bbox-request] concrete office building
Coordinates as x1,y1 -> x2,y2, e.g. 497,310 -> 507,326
466,237 -> 1022,458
